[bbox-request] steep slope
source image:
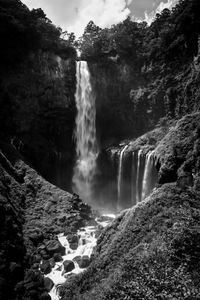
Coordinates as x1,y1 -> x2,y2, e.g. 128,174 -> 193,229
61,112 -> 200,300
0,142 -> 93,300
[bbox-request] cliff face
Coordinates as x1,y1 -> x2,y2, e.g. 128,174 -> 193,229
0,51 -> 76,191
88,49 -> 200,150
88,58 -> 144,147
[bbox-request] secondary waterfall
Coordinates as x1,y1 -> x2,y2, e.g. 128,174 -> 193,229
142,151 -> 155,200
136,150 -> 143,203
117,145 -> 128,209
73,61 -> 98,202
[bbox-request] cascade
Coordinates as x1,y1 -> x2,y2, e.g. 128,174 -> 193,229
46,216 -> 115,300
117,145 -> 129,208
73,61 -> 98,202
141,151 -> 157,200
136,150 -> 144,203
131,151 -> 137,205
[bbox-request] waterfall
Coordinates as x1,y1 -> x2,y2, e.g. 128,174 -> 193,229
136,150 -> 143,203
141,151 -> 156,200
117,145 -> 128,208
131,152 -> 137,205
73,61 -> 98,202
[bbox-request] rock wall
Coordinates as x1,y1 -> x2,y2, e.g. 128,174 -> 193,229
88,58 -> 144,147
0,51 -> 76,192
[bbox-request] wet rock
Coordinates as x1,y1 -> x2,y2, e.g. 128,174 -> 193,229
44,277 -> 54,292
70,243 -> 78,250
53,253 -> 63,262
49,258 -> 55,268
40,260 -> 51,275
79,255 -> 91,268
40,292 -> 51,300
82,238 -> 86,245
55,265 -> 62,271
67,234 -> 79,250
63,260 -> 75,273
46,240 -> 65,256
73,255 -> 81,265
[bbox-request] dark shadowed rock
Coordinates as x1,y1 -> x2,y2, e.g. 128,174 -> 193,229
44,277 -> 54,292
73,256 -> 81,265
63,260 -> 75,273
53,253 -> 63,262
79,256 -> 90,268
67,234 -> 79,250
40,291 -> 51,300
40,260 -> 51,275
46,240 -> 65,256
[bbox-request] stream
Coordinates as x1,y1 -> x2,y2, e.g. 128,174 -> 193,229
45,214 -> 115,300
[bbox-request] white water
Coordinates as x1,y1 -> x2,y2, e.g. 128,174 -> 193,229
131,151 -> 136,205
142,151 -> 155,200
73,61 -> 98,201
117,145 -> 129,208
136,150 -> 143,203
46,215 -> 115,300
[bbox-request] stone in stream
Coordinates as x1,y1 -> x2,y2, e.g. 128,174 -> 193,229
63,260 -> 75,273
40,292 -> 51,300
40,260 -> 51,275
49,258 -> 55,268
44,277 -> 54,292
53,253 -> 63,262
66,234 -> 79,250
73,256 -> 82,265
79,256 -> 91,269
45,240 -> 65,256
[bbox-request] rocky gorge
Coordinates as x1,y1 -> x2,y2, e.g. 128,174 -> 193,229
1,0 -> 200,299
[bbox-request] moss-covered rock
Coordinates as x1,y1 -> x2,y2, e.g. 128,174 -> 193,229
61,184 -> 200,299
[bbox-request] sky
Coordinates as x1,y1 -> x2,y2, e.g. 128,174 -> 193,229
22,0 -> 178,37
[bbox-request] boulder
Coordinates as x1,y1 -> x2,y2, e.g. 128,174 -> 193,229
40,260 -> 51,275
67,234 -> 79,250
53,253 -> 63,262
63,260 -> 75,273
73,256 -> 81,265
40,292 -> 51,300
44,277 -> 54,292
49,258 -> 55,268
79,256 -> 90,269
46,240 -> 65,256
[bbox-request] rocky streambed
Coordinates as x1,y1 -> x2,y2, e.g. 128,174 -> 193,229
42,215 -> 115,300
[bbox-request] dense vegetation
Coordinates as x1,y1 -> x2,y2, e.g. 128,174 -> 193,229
61,112 -> 200,300
0,0 -> 76,67
79,0 -> 200,64
75,0 -> 200,145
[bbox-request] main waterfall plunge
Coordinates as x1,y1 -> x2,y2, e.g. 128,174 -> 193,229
73,61 -> 98,202
72,61 -> 158,212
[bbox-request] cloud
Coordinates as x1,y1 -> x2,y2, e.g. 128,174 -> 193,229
143,0 -> 178,24
22,0 -> 132,37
